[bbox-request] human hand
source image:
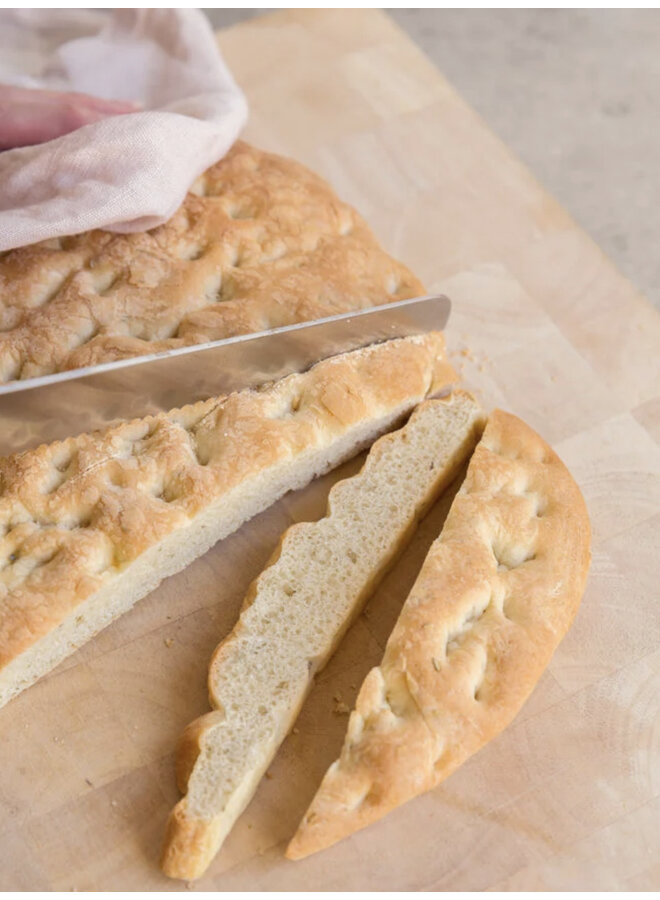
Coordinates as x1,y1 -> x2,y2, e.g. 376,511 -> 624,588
0,84 -> 139,151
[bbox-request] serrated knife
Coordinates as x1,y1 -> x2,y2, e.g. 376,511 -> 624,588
0,294 -> 451,455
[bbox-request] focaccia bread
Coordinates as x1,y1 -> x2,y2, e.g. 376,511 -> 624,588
162,392 -> 485,880
287,410 -> 591,860
0,333 -> 455,709
0,141 -> 424,382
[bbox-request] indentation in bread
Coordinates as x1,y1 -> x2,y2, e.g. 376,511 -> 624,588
0,142 -> 424,382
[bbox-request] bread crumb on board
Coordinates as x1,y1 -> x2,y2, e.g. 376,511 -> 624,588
450,337 -> 490,374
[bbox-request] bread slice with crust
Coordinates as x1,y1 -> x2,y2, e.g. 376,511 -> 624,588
161,391 -> 485,880
0,332 -> 455,709
287,409 -> 591,860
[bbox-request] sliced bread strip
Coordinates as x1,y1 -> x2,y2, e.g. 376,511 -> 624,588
287,410 -> 591,860
161,391 -> 485,879
0,332 -> 455,709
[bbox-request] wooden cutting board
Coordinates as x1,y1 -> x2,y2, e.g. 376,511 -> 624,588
2,9 -> 659,891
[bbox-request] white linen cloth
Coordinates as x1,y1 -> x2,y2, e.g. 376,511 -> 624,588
0,9 -> 248,251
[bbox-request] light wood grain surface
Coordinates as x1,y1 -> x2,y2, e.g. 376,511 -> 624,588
1,9 -> 659,891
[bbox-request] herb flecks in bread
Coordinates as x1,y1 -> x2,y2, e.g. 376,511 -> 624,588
287,410 -> 591,860
0,333 -> 454,708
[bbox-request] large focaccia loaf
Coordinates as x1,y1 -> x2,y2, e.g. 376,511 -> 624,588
287,410 -> 591,859
0,333 -> 455,709
161,392 -> 485,880
0,141 -> 424,382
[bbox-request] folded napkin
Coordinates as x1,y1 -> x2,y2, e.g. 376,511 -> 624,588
0,9 -> 248,252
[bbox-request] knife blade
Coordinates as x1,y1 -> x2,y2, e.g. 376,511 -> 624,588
0,294 -> 450,455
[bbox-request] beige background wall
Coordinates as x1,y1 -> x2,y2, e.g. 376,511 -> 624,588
205,8 -> 660,311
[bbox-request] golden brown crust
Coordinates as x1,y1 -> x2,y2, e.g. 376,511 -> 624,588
0,333 -> 454,682
286,410 -> 591,860
0,142 -> 424,382
162,800 -> 224,885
